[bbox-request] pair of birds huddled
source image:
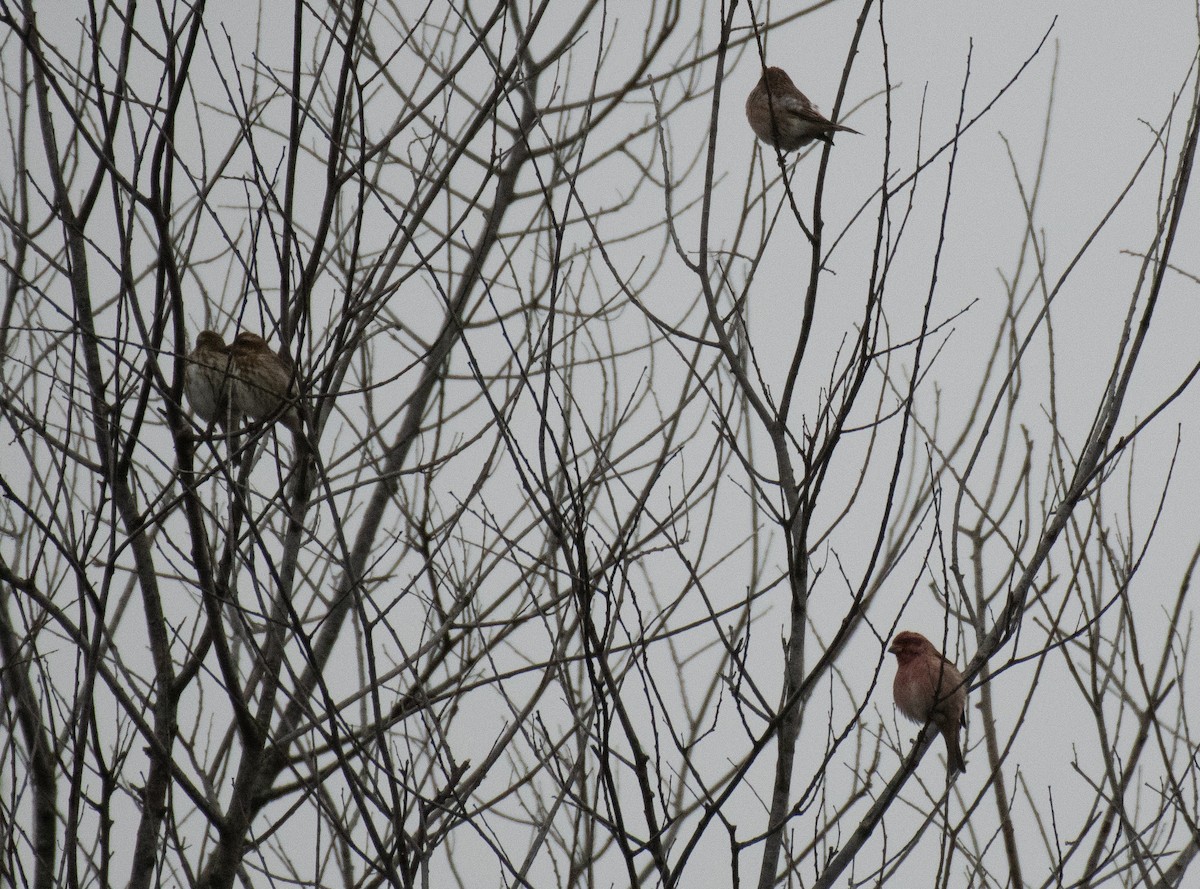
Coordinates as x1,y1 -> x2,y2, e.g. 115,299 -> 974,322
185,330 -> 301,437
745,66 -> 858,152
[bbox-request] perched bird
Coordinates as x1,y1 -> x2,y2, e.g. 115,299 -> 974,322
228,332 -> 302,436
185,330 -> 236,428
889,630 -> 967,775
746,66 -> 860,152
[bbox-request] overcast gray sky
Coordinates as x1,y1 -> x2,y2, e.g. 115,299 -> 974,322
5,1 -> 1200,886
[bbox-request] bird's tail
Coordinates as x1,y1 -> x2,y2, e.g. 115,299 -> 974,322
944,727 -> 967,775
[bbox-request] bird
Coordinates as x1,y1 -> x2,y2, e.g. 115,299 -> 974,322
745,66 -> 860,152
889,630 -> 967,775
184,330 -> 236,428
228,332 -> 302,437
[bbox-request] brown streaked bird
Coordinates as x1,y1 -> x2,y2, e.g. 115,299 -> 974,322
185,330 -> 236,428
889,630 -> 967,775
746,66 -> 860,152
228,332 -> 302,436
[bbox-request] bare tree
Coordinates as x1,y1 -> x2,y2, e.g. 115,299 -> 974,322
2,1 -> 1198,888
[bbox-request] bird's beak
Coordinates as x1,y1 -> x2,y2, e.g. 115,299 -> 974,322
887,639 -> 900,654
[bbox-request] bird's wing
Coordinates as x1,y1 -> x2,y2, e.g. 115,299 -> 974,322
778,93 -> 832,126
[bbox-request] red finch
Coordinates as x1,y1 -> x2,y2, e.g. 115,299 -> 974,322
228,332 -> 302,436
185,330 -> 236,428
746,66 -> 860,152
889,630 -> 967,774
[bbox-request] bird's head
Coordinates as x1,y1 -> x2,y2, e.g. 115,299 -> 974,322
232,331 -> 270,351
194,330 -> 227,351
760,66 -> 797,90
889,631 -> 934,663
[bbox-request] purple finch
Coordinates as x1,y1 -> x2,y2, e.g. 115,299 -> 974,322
185,330 -> 236,428
889,630 -> 967,775
746,67 -> 859,152
228,332 -> 302,437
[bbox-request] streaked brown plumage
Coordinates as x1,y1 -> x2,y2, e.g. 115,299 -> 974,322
228,332 -> 301,436
889,630 -> 967,775
746,66 -> 860,152
185,330 -> 236,428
